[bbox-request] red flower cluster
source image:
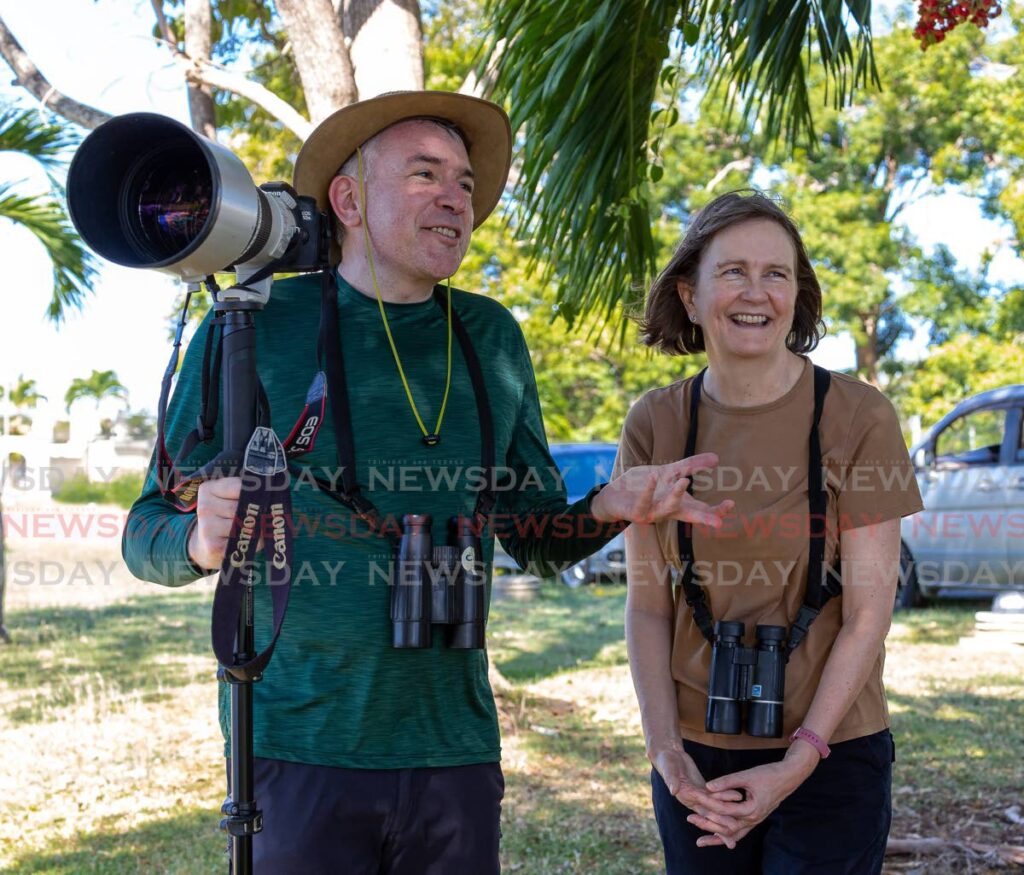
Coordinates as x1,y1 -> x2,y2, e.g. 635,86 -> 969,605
913,0 -> 1003,49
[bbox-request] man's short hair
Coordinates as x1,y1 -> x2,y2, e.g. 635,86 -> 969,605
331,116 -> 471,251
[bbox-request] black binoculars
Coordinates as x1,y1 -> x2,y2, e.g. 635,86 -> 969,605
705,620 -> 786,738
390,514 -> 487,650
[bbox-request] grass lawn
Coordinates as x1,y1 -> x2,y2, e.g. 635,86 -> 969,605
1,534 -> 1022,874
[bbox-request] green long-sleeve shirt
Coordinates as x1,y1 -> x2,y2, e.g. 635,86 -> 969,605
123,272 -> 618,768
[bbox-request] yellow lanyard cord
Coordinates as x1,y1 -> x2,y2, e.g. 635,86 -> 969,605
356,146 -> 453,443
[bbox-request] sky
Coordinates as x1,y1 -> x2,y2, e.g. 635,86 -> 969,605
0,0 -> 1021,425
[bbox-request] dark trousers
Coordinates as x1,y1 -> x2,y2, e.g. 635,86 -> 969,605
652,730 -> 894,875
226,757 -> 504,875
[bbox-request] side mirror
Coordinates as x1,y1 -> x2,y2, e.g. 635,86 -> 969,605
913,446 -> 934,469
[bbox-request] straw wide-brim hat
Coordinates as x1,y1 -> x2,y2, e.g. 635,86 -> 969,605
293,91 -> 512,234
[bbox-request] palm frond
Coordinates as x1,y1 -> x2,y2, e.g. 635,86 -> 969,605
64,370 -> 127,412
696,0 -> 878,146
481,0 -> 677,324
481,0 -> 878,322
0,181 -> 97,323
0,108 -> 80,184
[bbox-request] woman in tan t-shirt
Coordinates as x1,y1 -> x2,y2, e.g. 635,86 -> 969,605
618,191 -> 923,874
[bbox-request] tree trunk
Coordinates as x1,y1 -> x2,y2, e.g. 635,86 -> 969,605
0,15 -> 111,129
276,0 -> 357,123
344,0 -> 423,97
184,0 -> 217,139
855,315 -> 880,386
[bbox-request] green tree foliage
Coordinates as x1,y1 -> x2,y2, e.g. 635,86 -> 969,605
147,2 -> 1022,442
458,220 -> 704,441
64,369 -> 129,412
423,0 -> 482,91
769,19 -> 1016,385
903,245 -> 997,345
1,374 -> 47,436
896,335 -> 1024,428
0,108 -> 97,322
5,374 -> 47,408
160,0 -> 303,179
480,0 -> 877,322
974,3 -> 1024,254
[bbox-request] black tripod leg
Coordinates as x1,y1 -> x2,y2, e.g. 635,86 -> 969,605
219,309 -> 262,874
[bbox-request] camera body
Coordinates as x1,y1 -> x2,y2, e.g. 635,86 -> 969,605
391,514 -> 487,650
705,620 -> 786,738
257,182 -> 331,274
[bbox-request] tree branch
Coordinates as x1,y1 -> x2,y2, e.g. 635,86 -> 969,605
0,15 -> 111,130
886,837 -> 1024,866
149,0 -> 312,138
149,23 -> 314,141
180,57 -> 314,139
149,0 -> 176,46
705,156 -> 754,193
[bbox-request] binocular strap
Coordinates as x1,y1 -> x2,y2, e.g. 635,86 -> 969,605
313,268 -> 500,531
676,365 -> 838,658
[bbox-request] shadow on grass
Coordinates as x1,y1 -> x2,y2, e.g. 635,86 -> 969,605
9,806 -> 224,875
0,593 -> 215,723
892,601 -> 990,645
494,683 -> 661,874
501,768 -> 663,875
488,585 -> 627,682
889,688 -> 1024,797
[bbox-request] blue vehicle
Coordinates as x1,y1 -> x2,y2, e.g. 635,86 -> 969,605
492,442 -> 626,587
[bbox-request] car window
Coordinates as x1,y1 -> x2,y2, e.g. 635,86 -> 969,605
550,449 -> 617,498
1016,409 -> 1024,463
935,407 -> 1006,466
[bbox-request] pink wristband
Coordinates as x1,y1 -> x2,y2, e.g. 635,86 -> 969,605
789,726 -> 831,759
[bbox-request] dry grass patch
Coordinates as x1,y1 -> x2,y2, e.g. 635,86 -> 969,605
2,526 -> 1022,874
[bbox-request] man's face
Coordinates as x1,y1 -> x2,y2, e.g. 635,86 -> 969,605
350,119 -> 475,289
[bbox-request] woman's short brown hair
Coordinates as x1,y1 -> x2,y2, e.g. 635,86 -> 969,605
640,190 -> 824,355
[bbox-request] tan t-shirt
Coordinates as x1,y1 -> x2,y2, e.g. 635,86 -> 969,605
616,356 -> 924,748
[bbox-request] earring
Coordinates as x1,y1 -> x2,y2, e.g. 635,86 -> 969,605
689,313 -> 698,323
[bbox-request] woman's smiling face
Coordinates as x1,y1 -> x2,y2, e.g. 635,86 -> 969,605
677,218 -> 799,364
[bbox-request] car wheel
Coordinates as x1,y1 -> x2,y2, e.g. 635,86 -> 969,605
895,541 -> 923,610
560,563 -> 593,588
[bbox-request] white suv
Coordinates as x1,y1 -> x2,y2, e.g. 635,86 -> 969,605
899,385 -> 1024,608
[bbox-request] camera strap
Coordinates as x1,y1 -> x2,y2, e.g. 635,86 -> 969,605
310,268 -> 498,537
211,426 -> 295,682
675,364 -> 840,657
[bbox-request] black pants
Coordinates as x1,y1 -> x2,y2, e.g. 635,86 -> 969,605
652,730 -> 894,875
226,757 -> 504,874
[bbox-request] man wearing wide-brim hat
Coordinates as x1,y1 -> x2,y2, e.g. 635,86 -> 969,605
126,90 -> 730,872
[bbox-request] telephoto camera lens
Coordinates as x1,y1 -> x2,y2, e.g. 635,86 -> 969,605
124,143 -> 213,262
392,514 -> 433,648
68,113 -> 300,282
705,620 -> 746,735
747,624 -> 787,738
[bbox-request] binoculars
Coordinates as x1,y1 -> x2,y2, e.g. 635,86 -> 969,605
705,620 -> 786,738
391,514 -> 487,650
